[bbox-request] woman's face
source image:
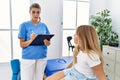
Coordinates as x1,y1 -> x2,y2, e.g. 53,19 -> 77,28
74,34 -> 79,44
30,8 -> 40,21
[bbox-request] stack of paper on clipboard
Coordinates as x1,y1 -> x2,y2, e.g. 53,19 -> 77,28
30,34 -> 54,46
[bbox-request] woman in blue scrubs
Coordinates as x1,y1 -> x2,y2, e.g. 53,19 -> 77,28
18,3 -> 50,80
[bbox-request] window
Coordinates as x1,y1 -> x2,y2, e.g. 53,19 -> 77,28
62,0 -> 90,56
63,1 -> 76,29
62,30 -> 76,56
0,31 -> 11,62
11,0 -> 30,59
0,0 -> 10,29
77,1 -> 89,26
0,0 -> 30,63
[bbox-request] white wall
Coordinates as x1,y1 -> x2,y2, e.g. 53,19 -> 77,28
89,0 -> 106,15
90,0 -> 120,47
30,0 -> 63,59
106,0 -> 120,46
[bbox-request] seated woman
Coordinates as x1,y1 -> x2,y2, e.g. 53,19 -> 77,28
45,25 -> 107,80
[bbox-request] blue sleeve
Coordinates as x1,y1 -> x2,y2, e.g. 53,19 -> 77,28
46,27 -> 50,34
18,23 -> 26,39
44,24 -> 50,34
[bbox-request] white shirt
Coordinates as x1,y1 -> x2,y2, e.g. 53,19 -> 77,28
74,51 -> 101,79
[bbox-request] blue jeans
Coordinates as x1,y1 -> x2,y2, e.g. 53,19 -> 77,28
63,67 -> 98,80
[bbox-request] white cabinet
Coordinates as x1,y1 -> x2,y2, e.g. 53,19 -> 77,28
115,50 -> 120,80
103,45 -> 120,80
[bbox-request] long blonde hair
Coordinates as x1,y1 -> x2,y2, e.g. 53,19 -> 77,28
73,25 -> 104,65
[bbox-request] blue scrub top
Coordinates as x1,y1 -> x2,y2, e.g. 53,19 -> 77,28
18,21 -> 50,59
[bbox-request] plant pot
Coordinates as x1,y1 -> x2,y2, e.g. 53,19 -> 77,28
109,43 -> 119,47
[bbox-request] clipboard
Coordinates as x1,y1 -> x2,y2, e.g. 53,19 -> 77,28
30,34 -> 54,46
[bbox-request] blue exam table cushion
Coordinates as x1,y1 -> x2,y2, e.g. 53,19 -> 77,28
45,57 -> 73,76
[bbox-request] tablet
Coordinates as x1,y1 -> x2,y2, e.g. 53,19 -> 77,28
30,34 -> 54,46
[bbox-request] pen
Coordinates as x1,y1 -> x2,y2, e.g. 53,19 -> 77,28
32,30 -> 37,36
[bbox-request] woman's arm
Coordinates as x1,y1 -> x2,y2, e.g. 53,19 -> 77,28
66,62 -> 73,68
19,32 -> 36,48
92,63 -> 107,80
45,71 -> 65,80
19,39 -> 32,48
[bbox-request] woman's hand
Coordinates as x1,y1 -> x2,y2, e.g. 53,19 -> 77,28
19,32 -> 37,48
30,32 -> 37,41
44,39 -> 51,46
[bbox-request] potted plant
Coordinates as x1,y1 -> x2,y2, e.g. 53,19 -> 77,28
109,31 -> 119,47
90,9 -> 119,49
